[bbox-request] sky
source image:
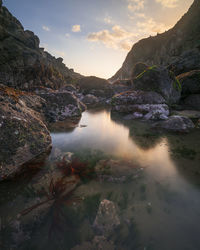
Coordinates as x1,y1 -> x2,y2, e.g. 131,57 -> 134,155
3,0 -> 193,79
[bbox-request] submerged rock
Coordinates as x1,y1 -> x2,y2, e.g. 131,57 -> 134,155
81,94 -> 99,105
93,199 -> 120,235
153,115 -> 195,133
0,86 -> 51,180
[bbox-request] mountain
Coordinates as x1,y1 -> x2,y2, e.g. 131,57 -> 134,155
0,0 -> 82,91
110,0 -> 200,81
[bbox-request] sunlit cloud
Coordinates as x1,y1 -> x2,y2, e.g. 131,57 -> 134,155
155,0 -> 178,8
128,0 -> 145,12
137,17 -> 171,34
42,25 -> 50,32
72,25 -> 81,32
87,25 -> 138,51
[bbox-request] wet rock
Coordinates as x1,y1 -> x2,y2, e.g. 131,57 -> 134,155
39,91 -> 86,122
113,103 -> 169,120
93,199 -> 120,235
153,115 -> 195,133
112,90 -> 166,106
81,94 -> 99,105
183,94 -> 200,110
132,66 -> 181,104
177,70 -> 200,97
172,110 -> 200,119
0,86 -> 51,180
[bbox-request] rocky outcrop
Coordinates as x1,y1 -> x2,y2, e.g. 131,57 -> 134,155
110,0 -> 200,81
153,115 -> 195,133
0,85 -> 51,180
132,66 -> 181,104
0,3 -> 82,90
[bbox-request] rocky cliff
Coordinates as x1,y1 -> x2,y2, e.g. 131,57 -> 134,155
110,0 -> 200,81
0,1 -> 82,91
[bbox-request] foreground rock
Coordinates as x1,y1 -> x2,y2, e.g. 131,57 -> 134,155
0,86 -> 51,180
153,115 -> 195,133
93,199 -> 120,235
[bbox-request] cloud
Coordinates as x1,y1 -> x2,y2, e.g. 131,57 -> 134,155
72,25 -> 81,32
42,26 -> 50,32
87,25 -> 137,51
128,0 -> 145,12
137,17 -> 170,34
155,0 -> 178,8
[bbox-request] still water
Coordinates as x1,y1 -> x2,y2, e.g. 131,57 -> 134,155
1,108 -> 200,250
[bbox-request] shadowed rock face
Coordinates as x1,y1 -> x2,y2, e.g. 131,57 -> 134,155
110,0 -> 200,81
0,85 -> 51,180
0,3 -> 82,90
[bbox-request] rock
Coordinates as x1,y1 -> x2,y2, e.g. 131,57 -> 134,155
112,102 -> 169,121
112,90 -> 166,106
0,4 -> 82,91
0,86 -> 51,180
131,62 -> 148,78
183,94 -> 200,110
39,91 -> 86,122
110,1 -> 200,81
81,94 -> 99,105
71,236 -> 115,250
153,115 -> 195,133
132,66 -> 181,104
172,110 -> 200,119
77,76 -> 114,98
123,112 -> 143,120
169,49 -> 200,76
177,70 -> 200,97
93,199 -> 120,235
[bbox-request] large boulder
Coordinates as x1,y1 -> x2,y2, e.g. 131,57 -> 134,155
0,85 -> 51,180
177,70 -> 200,97
81,94 -> 99,106
183,94 -> 200,110
132,66 -> 181,104
153,115 -> 195,133
39,91 -> 86,122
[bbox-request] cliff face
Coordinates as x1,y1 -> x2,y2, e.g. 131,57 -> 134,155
111,0 -> 200,81
0,2 -> 82,90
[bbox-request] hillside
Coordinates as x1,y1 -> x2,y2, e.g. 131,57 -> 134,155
0,0 -> 82,90
110,0 -> 200,81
